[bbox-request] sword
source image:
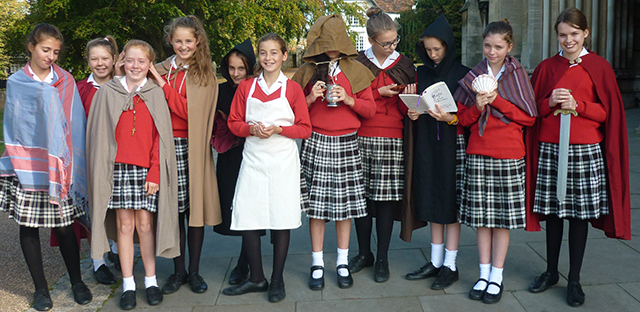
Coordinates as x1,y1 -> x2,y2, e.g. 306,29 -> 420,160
553,108 -> 578,203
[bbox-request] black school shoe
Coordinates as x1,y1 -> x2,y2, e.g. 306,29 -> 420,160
188,272 -> 208,293
308,266 -> 325,290
337,264 -> 353,289
405,262 -> 440,280
228,265 -> 249,285
431,266 -> 459,290
222,279 -> 269,295
529,271 -> 559,293
107,251 -> 121,271
482,282 -> 503,304
94,264 -> 116,285
72,282 -> 93,305
348,253 -> 374,273
33,288 -> 53,311
120,290 -> 136,310
468,278 -> 489,300
146,286 -> 163,306
268,279 -> 286,303
567,281 -> 585,307
373,259 -> 390,283
162,272 -> 188,294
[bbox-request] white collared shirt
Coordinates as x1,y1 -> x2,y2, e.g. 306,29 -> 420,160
87,73 -> 101,88
486,61 -> 506,80
256,71 -> 288,96
167,55 -> 189,94
560,47 -> 589,67
364,48 -> 400,69
27,64 -> 55,83
119,76 -> 147,93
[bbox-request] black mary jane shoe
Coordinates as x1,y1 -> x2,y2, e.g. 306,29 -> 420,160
229,266 -> 249,285
529,271 -> 559,293
222,279 -> 269,296
268,279 -> 286,303
33,288 -> 53,311
308,266 -> 325,290
468,278 -> 489,300
482,282 -> 503,304
107,251 -> 121,271
566,281 -> 585,307
348,253 -> 375,273
72,282 -> 93,305
93,264 -> 116,285
373,259 -> 390,283
405,262 -> 440,281
146,286 -> 163,306
120,290 -> 136,310
431,266 -> 459,290
162,272 -> 188,294
188,272 -> 208,294
337,264 -> 353,289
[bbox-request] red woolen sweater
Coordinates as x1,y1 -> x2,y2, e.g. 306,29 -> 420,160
114,95 -> 160,183
161,69 -> 189,138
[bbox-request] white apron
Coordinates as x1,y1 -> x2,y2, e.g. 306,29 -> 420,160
231,78 -> 302,230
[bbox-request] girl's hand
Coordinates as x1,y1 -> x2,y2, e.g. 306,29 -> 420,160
249,121 -> 264,137
145,182 -> 159,195
550,88 -> 573,109
559,94 -> 577,110
486,91 -> 497,105
330,85 -> 355,107
259,125 -> 282,139
306,81 -> 326,105
476,91 -> 490,111
148,66 -> 166,88
114,51 -> 125,76
427,104 -> 455,123
403,83 -> 417,94
407,109 -> 422,121
378,84 -> 400,97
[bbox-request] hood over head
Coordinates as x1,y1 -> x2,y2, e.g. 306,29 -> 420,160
220,38 -> 256,83
415,14 -> 457,71
302,14 -> 358,63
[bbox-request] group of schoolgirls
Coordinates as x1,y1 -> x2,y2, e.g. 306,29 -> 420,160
0,7 -> 629,311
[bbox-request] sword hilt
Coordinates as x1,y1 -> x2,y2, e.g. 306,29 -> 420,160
553,109 -> 578,117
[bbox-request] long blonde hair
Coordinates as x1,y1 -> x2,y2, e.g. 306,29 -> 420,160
164,15 -> 214,86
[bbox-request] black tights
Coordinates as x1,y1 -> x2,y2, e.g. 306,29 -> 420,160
354,201 -> 396,261
20,225 -> 82,291
545,214 -> 589,282
243,229 -> 290,283
173,210 -> 205,275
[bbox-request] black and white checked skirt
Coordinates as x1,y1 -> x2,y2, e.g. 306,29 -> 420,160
533,142 -> 608,219
358,136 -> 404,201
300,131 -> 367,221
455,134 -> 466,206
108,163 -> 158,212
459,155 -> 526,229
174,137 -> 190,213
0,176 -> 83,228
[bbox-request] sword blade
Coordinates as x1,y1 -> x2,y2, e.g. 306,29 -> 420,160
556,113 -> 571,203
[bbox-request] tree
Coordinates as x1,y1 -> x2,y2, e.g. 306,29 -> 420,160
4,0 -> 363,79
395,0 -> 465,63
0,0 -> 29,78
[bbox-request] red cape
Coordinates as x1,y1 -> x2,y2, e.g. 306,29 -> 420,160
525,52 -> 631,240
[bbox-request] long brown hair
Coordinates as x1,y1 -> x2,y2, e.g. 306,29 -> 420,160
164,15 -> 214,86
26,23 -> 63,56
253,33 -> 287,76
85,36 -> 118,79
555,8 -> 590,47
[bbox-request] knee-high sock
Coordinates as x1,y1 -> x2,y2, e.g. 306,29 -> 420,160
20,226 -> 48,290
187,226 -> 205,274
545,214 -> 564,274
243,230 -> 265,283
375,201 -> 396,261
173,211 -> 188,275
354,201 -> 373,257
52,224 -> 83,285
568,218 -> 588,283
270,230 -> 290,281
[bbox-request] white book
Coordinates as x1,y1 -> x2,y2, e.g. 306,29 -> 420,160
399,81 -> 458,113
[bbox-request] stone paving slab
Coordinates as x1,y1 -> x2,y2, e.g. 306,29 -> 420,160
296,297 -> 424,312
513,283 -> 640,312
417,292 -> 526,311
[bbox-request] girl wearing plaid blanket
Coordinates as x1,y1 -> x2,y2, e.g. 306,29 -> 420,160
453,20 -> 537,304
149,15 -> 220,296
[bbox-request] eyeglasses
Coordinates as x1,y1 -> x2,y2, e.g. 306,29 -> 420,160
372,35 -> 401,50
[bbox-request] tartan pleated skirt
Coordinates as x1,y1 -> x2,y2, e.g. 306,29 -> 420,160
358,136 -> 404,201
174,137 -> 190,213
107,163 -> 158,212
455,134 -> 466,206
533,142 -> 608,219
0,176 -> 82,228
301,131 -> 367,221
458,155 -> 526,229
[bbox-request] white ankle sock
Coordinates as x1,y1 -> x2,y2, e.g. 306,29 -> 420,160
312,251 -> 324,279
487,266 -> 503,294
473,263 -> 491,290
110,240 -> 118,254
443,249 -> 458,271
337,248 -> 349,277
93,258 -> 106,271
430,243 -> 444,268
123,276 -> 136,292
144,275 -> 158,289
